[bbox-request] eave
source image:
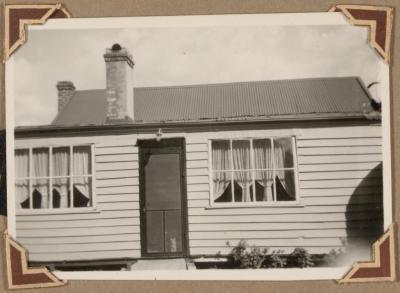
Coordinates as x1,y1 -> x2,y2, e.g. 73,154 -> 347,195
14,113 -> 379,139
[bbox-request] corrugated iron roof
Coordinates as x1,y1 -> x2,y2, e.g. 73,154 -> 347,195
52,77 -> 372,127
52,90 -> 108,126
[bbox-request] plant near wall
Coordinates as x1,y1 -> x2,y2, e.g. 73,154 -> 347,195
228,240 -> 268,269
263,250 -> 286,268
286,248 -> 314,268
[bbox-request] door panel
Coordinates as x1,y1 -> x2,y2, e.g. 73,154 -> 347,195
146,211 -> 164,253
164,210 -> 183,253
139,139 -> 187,257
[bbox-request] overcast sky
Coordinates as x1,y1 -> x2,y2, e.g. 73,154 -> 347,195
12,24 -> 380,126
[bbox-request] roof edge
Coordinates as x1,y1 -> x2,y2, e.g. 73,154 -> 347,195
16,114 -> 377,138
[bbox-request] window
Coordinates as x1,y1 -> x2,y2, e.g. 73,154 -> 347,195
211,137 -> 298,204
15,145 -> 94,210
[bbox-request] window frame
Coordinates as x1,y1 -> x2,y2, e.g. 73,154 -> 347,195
208,136 -> 301,207
14,143 -> 97,214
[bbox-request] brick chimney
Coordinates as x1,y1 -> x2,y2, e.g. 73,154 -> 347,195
56,81 -> 75,113
103,44 -> 135,121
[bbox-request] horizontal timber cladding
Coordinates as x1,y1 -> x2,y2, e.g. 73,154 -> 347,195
15,140 -> 141,262
14,123 -> 384,261
184,124 -> 384,256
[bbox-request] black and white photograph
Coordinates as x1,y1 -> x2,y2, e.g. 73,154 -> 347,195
6,13 -> 392,280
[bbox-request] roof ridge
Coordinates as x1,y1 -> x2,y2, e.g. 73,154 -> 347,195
133,76 -> 360,90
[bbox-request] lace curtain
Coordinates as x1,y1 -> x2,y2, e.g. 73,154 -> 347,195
212,138 -> 295,202
212,141 -> 231,201
15,150 -> 29,208
15,146 -> 92,209
253,139 -> 274,201
53,147 -> 70,208
32,149 -> 49,208
274,138 -> 296,200
73,146 -> 91,206
232,141 -> 252,202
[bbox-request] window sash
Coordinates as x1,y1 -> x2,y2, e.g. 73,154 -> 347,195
15,144 -> 94,210
211,137 -> 298,203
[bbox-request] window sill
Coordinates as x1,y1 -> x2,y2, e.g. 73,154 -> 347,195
205,201 -> 304,209
16,207 -> 100,216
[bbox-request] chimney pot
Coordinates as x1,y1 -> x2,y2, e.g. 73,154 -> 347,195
56,81 -> 75,113
111,43 -> 122,51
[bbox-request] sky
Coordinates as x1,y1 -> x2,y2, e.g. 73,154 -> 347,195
12,24 -> 380,126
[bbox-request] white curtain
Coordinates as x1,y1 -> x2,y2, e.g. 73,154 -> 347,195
212,141 -> 231,201
232,141 -> 252,202
53,148 -> 70,208
15,150 -> 29,208
73,146 -> 91,205
274,138 -> 296,200
32,149 -> 49,208
253,139 -> 274,201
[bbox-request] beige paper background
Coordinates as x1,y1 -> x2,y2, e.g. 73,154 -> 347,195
0,0 -> 399,292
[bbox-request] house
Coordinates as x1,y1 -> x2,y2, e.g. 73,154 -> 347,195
13,44 -> 383,266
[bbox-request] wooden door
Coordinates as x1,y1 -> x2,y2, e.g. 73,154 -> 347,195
138,138 -> 188,258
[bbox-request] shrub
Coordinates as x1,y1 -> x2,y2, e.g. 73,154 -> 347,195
287,248 -> 314,268
228,240 -> 268,269
263,250 -> 286,268
228,242 -> 317,269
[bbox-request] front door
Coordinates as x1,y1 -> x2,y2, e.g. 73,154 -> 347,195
138,138 -> 188,258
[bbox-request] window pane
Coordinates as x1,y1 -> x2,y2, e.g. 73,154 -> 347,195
274,137 -> 294,169
253,139 -> 273,170
32,148 -> 49,177
213,171 -> 232,202
212,140 -> 231,171
233,171 -> 252,202
73,177 -> 92,207
32,179 -> 49,208
16,179 -> 29,209
15,149 -> 29,178
275,170 -> 296,201
52,177 -> 70,208
53,147 -> 70,176
73,146 -> 91,175
144,153 -> 181,210
232,140 -> 251,170
254,170 -> 274,201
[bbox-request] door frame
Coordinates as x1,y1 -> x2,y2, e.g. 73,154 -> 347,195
138,137 -> 189,258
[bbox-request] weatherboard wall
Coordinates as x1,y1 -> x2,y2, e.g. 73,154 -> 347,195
14,122 -> 383,262
185,124 -> 383,256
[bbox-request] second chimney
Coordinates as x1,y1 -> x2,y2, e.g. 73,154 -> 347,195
104,43 -> 135,121
56,81 -> 75,113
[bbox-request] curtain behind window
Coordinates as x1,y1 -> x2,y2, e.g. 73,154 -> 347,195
232,140 -> 252,202
15,150 -> 29,208
212,141 -> 231,201
32,148 -> 49,208
274,138 -> 296,200
53,147 -> 70,208
73,146 -> 91,206
253,139 -> 274,201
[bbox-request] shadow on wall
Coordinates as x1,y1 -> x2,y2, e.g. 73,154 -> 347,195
345,162 -> 383,262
